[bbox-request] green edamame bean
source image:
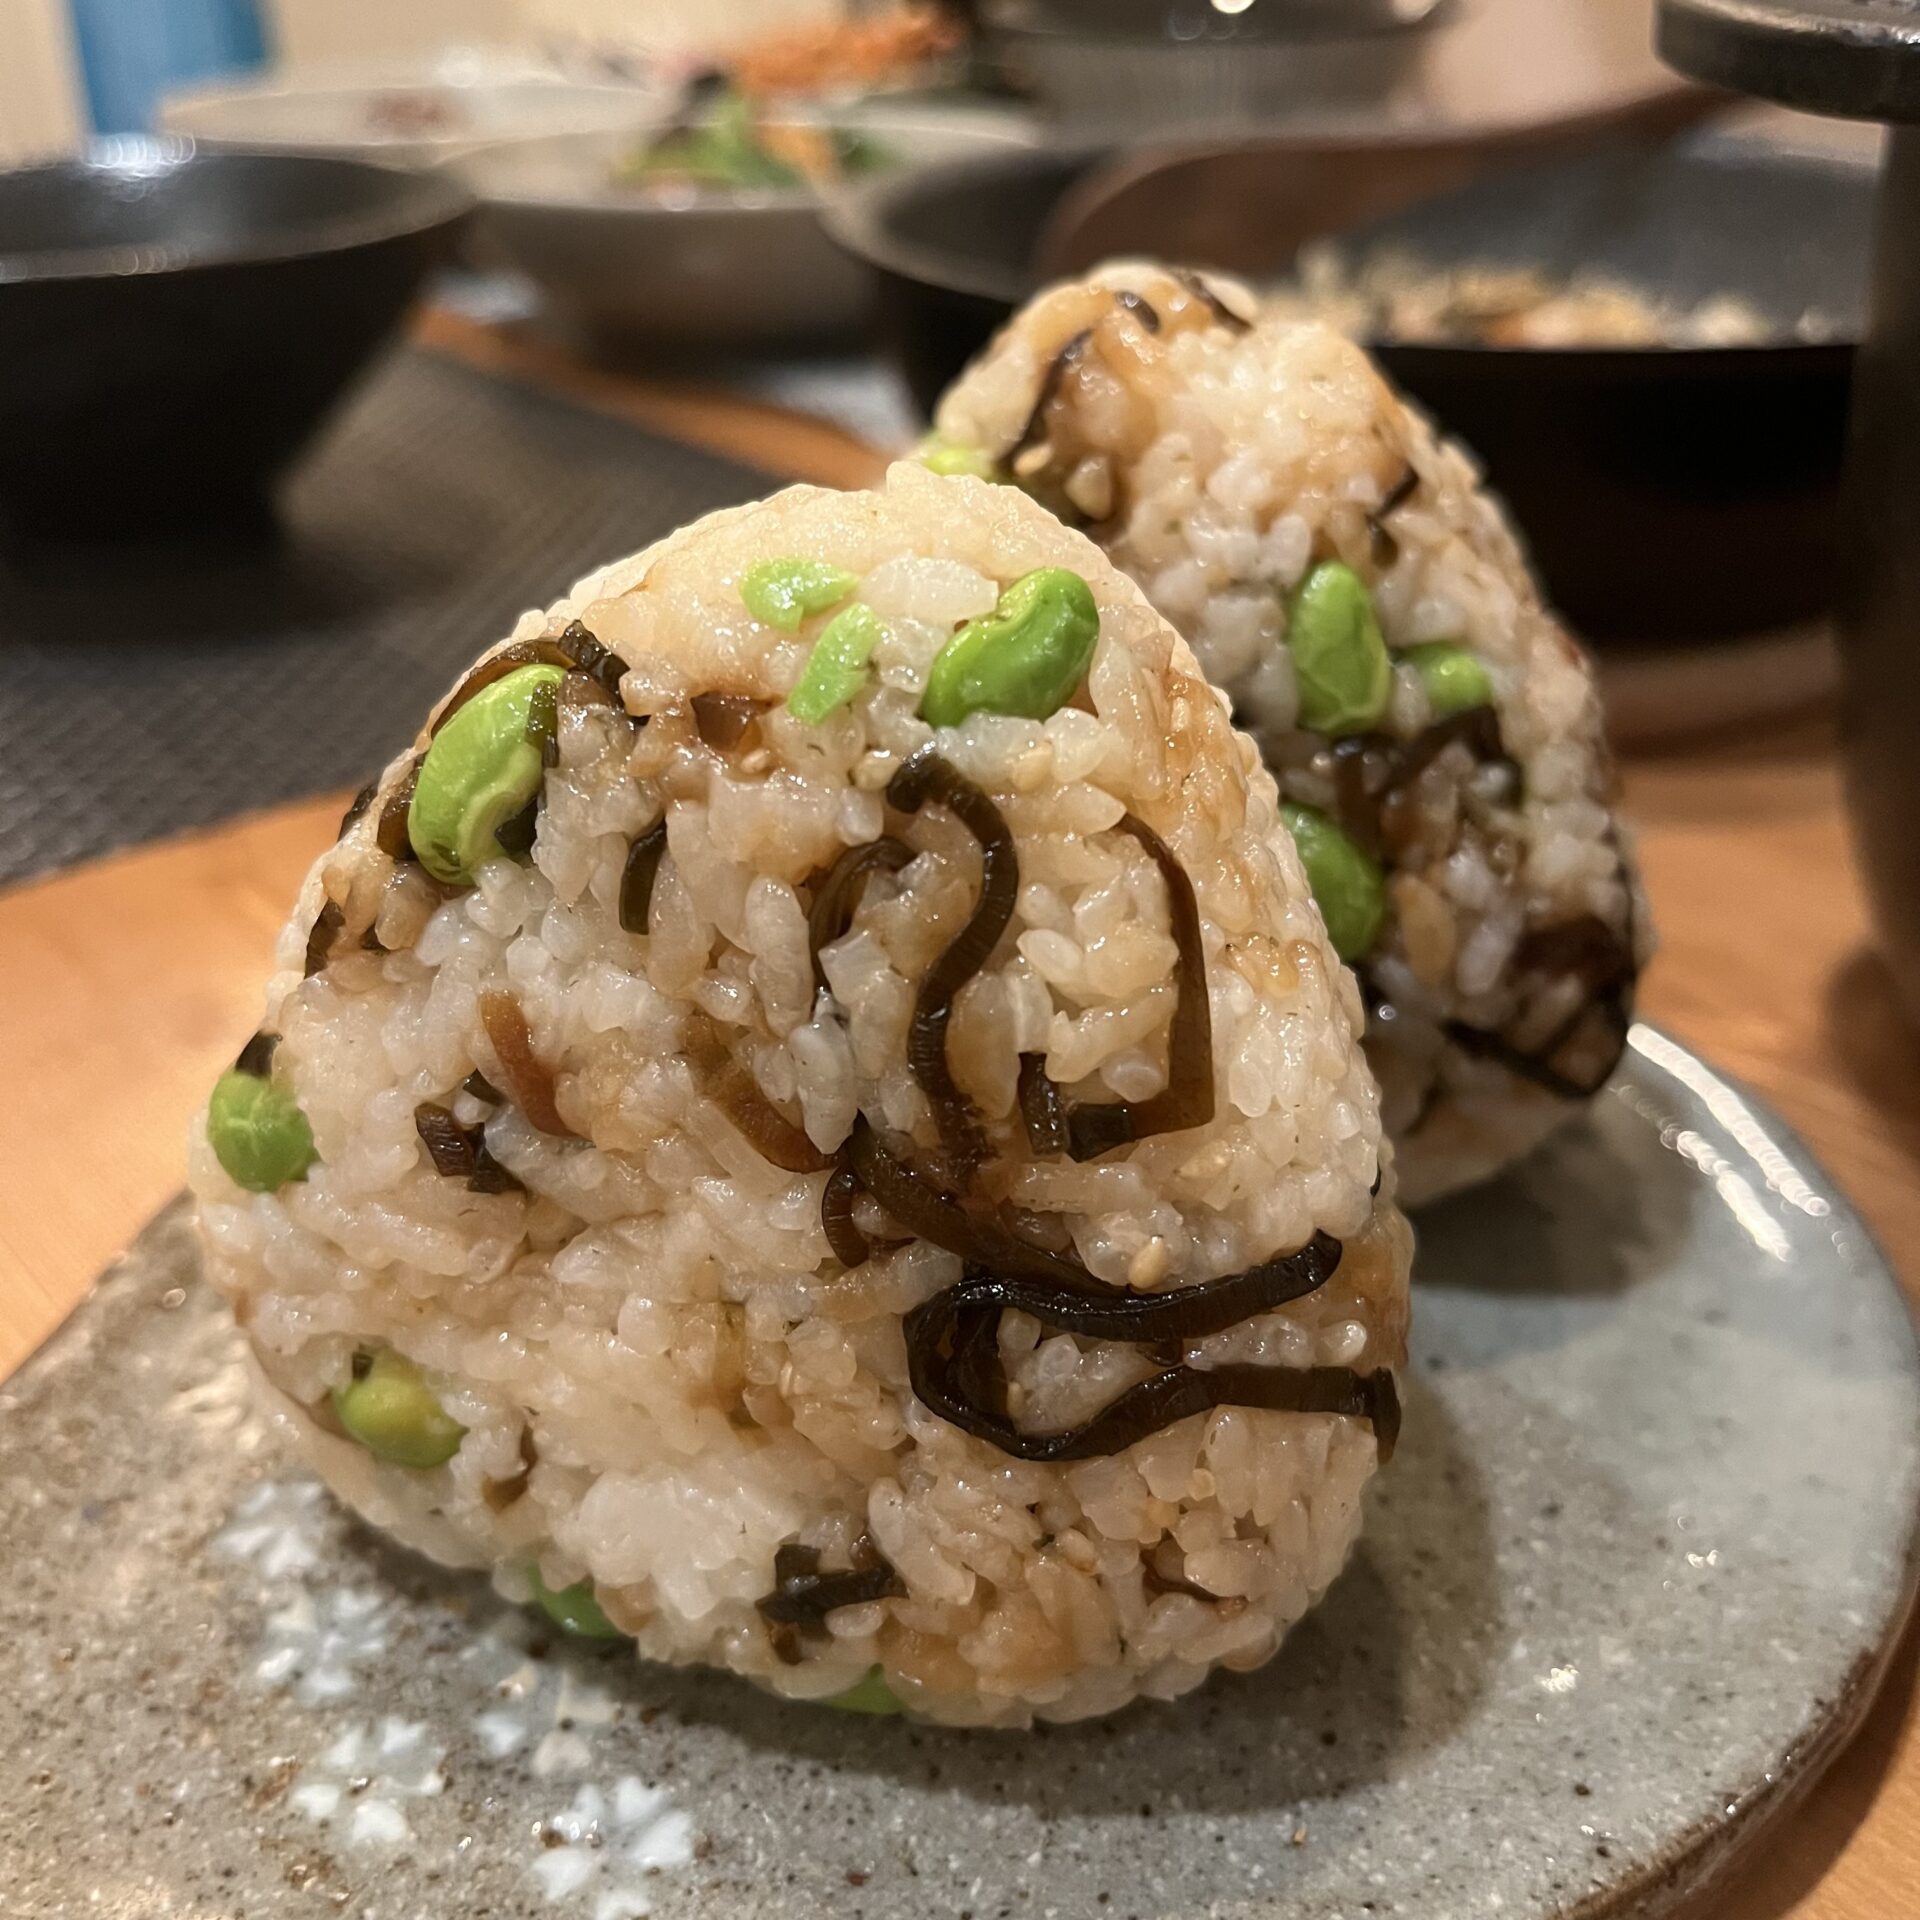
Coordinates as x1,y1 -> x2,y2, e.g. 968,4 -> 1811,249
741,556 -> 857,632
530,1569 -> 625,1640
825,1666 -> 903,1715
786,602 -> 886,723
207,1068 -> 316,1191
331,1348 -> 466,1469
1280,801 -> 1386,962
1402,641 -> 1493,719
915,436 -> 1002,482
408,664 -> 564,886
920,567 -> 1099,729
1286,561 -> 1392,736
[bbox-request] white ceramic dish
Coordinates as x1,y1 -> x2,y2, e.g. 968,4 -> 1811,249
160,57 -> 672,170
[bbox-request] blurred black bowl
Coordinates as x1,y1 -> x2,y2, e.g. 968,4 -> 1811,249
0,138 -> 470,543
827,133 -> 1873,643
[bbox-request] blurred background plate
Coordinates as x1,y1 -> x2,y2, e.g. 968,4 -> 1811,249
0,136 -> 469,543
984,0 -> 1453,135
459,99 -> 1036,353
159,48 -> 673,168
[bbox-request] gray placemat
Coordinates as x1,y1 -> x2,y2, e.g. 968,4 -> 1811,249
0,348 -> 779,886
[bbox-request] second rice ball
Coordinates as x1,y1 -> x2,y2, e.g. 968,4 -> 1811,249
929,262 -> 1653,1203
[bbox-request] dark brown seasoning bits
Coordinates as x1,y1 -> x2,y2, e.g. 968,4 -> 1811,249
852,1107 -> 1395,1463
1445,991 -> 1630,1103
820,1157 -> 874,1269
691,692 -> 766,752
900,1227 -> 1399,1463
921,1230 -> 1345,1352
909,1293 -> 1398,1466
684,1012 -> 831,1173
493,797 -> 540,857
1366,463 -> 1419,568
820,1152 -> 911,1270
560,668 -> 618,716
522,669 -> 562,774
884,748 -> 1020,1173
554,620 -> 630,700
432,622 -> 632,737
1513,913 -> 1637,999
755,1539 -> 904,1638
376,758 -> 422,863
414,1103 -> 480,1178
463,1069 -> 503,1105
1017,1053 -> 1069,1157
1112,288 -> 1161,334
304,900 -> 346,978
847,1120 -> 1089,1288
1174,268 -> 1251,331
478,991 -> 578,1139
338,779 -> 379,838
1055,814 -> 1214,1161
619,820 -> 669,936
1392,703 -> 1508,790
233,1031 -> 279,1077
806,837 -> 913,996
415,1101 -> 527,1193
1007,327 -> 1093,461
466,1143 -> 524,1194
1323,706 -> 1514,859
482,1429 -> 538,1512
1438,913 -> 1636,1101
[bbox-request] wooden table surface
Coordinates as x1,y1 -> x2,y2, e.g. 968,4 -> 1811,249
1,315 -> 1914,1920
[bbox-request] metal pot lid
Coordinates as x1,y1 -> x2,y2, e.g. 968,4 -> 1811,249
1658,0 -> 1920,123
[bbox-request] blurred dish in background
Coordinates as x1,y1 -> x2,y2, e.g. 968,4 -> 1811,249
457,4 -> 966,104
460,99 -> 1032,353
827,127 -> 1870,646
160,48 -> 671,169
1268,249 -> 1834,348
724,2 -> 967,99
1319,132 -> 1869,641
610,86 -> 898,193
0,138 -> 470,544
983,0 -> 1447,133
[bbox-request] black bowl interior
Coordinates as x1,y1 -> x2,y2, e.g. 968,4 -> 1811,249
831,132 -> 1875,642
1349,137 -> 1872,639
0,142 -> 467,280
829,144 -> 1094,315
0,144 -> 470,544
1332,132 -> 1871,341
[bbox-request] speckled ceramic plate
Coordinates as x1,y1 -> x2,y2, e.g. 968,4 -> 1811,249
6,1025 -> 1918,1920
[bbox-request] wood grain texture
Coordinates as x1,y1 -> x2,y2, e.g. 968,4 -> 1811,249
0,333 -> 1913,1920
415,309 -> 894,494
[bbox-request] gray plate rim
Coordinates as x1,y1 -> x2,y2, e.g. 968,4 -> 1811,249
1508,1021 -> 1920,1917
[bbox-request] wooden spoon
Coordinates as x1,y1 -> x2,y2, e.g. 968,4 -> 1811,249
1034,84 -> 1730,282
